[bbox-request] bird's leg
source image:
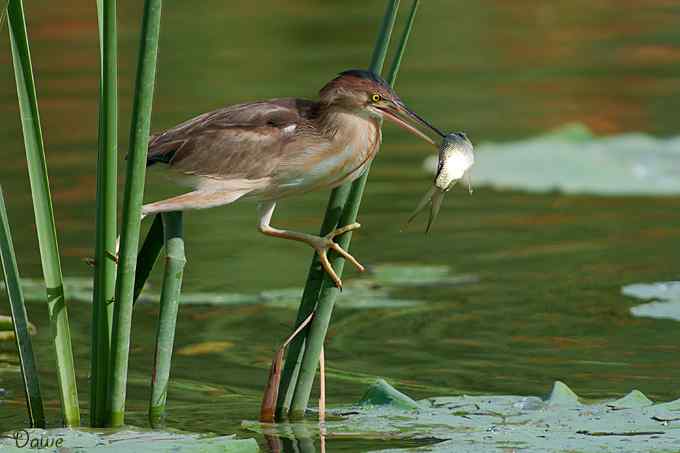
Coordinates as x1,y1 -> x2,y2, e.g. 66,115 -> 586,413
101,189 -> 234,266
103,212 -> 146,266
260,310 -> 316,422
257,201 -> 365,289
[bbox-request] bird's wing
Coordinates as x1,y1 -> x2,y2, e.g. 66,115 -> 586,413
147,98 -> 319,180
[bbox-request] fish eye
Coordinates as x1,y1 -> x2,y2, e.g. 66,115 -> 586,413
371,94 -> 382,103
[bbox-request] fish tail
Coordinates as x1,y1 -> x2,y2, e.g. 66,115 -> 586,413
426,189 -> 445,233
403,186 -> 437,232
407,186 -> 436,225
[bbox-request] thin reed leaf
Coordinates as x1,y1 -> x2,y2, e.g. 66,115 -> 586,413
7,0 -> 80,426
107,0 -> 162,427
148,212 -> 185,428
133,214 -> 164,303
0,187 -> 45,428
278,0 -> 402,420
90,0 -> 118,428
386,0 -> 419,86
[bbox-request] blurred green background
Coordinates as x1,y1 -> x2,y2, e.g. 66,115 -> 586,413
1,0 -> 680,450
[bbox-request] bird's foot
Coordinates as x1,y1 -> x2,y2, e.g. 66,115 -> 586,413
313,222 -> 365,289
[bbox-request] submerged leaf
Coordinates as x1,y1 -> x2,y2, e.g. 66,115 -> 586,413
0,263 -> 473,309
370,264 -> 478,287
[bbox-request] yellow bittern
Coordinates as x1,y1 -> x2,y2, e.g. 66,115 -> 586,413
143,69 -> 443,288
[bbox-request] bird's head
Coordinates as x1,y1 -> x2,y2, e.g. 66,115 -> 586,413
319,69 -> 444,147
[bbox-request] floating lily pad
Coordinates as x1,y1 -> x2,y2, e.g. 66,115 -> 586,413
622,281 -> 680,321
1,264 -> 475,309
0,427 -> 258,452
359,379 -> 422,410
607,390 -> 653,410
630,301 -> 680,322
369,264 -> 478,287
245,379 -> 680,452
213,286 -> 417,309
0,277 -> 94,303
173,292 -> 261,306
622,281 -> 680,301
546,380 -> 580,406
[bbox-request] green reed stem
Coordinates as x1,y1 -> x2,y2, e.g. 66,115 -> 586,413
7,0 -> 80,426
281,0 -> 403,419
90,0 -> 118,428
148,212 -> 185,428
133,214 -> 164,303
274,183 -> 353,418
107,0 -> 162,427
0,187 -> 46,428
287,0 -> 420,418
386,0 -> 419,86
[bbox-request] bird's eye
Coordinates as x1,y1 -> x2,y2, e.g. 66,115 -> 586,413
371,94 -> 382,103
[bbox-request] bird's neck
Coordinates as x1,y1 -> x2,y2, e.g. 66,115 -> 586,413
316,105 -> 379,141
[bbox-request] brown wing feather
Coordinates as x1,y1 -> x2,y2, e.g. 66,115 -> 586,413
147,98 -> 319,180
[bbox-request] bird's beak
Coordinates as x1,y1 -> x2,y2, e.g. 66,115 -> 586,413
375,99 -> 445,147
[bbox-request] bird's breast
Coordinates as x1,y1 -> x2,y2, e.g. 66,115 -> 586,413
267,114 -> 381,198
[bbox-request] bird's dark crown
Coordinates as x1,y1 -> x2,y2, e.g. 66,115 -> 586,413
319,68 -> 395,106
337,69 -> 390,88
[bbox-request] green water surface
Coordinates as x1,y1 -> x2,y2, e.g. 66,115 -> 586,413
1,1 -> 680,451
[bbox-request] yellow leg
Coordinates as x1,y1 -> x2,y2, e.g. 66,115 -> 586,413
257,201 -> 365,289
260,311 -> 316,422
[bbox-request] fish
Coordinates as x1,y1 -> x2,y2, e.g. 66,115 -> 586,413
407,132 -> 475,232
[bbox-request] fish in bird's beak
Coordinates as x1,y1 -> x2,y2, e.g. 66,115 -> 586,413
407,132 -> 475,232
372,98 -> 445,147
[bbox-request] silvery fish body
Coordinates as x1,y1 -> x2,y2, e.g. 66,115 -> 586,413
407,132 -> 475,232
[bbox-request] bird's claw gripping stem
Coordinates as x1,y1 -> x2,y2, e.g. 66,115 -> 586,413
316,222 -> 365,289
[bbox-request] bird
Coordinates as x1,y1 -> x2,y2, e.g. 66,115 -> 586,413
142,69 -> 447,423
142,69 -> 445,288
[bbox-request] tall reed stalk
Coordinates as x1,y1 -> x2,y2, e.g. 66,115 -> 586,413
148,212 -> 185,427
107,0 -> 162,427
7,0 -> 80,426
277,0 -> 407,419
287,0 -> 421,418
90,0 -> 118,428
0,187 -> 45,428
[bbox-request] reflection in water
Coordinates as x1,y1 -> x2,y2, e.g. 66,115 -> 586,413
1,0 -> 680,451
